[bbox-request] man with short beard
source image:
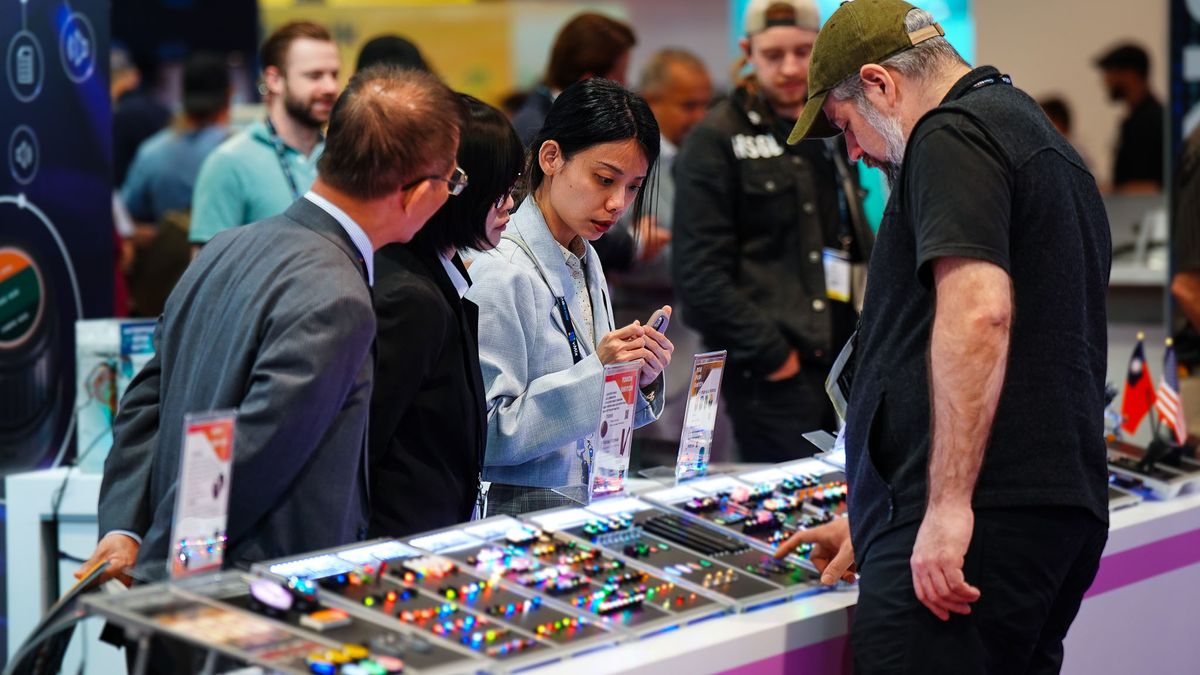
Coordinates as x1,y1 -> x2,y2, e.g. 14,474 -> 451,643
190,21 -> 340,248
673,0 -> 873,464
778,1 -> 1111,671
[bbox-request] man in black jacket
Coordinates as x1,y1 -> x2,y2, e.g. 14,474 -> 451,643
673,0 -> 873,463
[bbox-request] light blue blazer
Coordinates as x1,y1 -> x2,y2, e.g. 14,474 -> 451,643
466,198 -> 665,488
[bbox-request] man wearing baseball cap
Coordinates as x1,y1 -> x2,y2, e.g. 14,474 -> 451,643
673,0 -> 873,464
776,1 -> 1111,671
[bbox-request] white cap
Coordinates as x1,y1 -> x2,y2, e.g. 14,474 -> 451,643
744,0 -> 820,36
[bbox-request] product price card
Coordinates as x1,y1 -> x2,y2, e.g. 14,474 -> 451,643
588,361 -> 641,502
675,350 -> 728,481
169,410 -> 236,579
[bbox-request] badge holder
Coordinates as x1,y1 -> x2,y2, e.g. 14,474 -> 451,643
167,410 -> 237,581
554,361 -> 642,506
639,350 -> 730,486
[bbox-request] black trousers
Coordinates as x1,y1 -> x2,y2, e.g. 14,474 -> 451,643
721,364 -> 835,463
852,506 -> 1108,675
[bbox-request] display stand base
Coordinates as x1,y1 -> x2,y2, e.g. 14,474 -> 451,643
638,465 -> 685,485
638,464 -> 748,486
802,430 -> 837,454
551,483 -> 590,506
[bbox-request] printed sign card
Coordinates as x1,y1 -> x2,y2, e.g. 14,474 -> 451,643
588,361 -> 641,502
675,350 -> 728,481
169,410 -> 236,579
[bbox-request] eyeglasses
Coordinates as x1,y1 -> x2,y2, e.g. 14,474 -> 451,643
493,176 -> 522,210
403,165 -> 469,196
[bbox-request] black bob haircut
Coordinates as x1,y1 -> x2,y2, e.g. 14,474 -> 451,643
414,94 -> 524,252
527,77 -> 661,233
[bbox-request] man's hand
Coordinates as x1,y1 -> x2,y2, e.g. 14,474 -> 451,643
766,349 -> 801,382
910,505 -> 980,621
774,517 -> 856,585
635,216 -> 670,262
74,532 -> 139,588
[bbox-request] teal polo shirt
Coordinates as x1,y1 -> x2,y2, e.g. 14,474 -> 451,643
189,120 -> 323,244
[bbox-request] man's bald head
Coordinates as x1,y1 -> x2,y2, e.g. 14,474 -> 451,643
319,66 -> 464,201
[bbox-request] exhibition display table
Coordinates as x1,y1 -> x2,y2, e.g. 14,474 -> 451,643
9,464 -> 1200,674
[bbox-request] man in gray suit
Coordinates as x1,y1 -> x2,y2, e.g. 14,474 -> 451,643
78,66 -> 465,586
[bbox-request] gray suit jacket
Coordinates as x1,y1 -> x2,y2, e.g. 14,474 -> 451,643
98,198 -> 375,582
466,199 -> 664,489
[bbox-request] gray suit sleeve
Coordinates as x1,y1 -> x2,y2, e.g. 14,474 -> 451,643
470,259 -> 606,468
98,319 -> 164,538
224,276 -> 375,544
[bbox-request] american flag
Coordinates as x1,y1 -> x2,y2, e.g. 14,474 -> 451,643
1155,340 -> 1188,445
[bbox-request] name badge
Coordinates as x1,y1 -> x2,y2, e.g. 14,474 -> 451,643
823,248 -> 852,303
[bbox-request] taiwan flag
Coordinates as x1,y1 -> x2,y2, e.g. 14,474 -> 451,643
1121,338 -> 1156,434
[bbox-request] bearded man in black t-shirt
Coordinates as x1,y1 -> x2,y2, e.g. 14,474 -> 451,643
777,1 -> 1112,673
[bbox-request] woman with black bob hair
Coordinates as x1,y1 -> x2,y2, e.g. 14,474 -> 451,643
467,77 -> 675,516
368,93 -> 524,537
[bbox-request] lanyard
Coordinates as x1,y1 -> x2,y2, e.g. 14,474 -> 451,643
823,139 -> 862,253
552,294 -> 590,482
556,297 -> 583,364
265,117 -> 302,200
500,232 -> 595,365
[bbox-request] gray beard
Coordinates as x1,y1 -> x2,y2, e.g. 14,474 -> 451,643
856,97 -> 907,188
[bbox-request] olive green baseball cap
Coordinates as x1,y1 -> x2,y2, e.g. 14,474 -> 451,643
787,0 -> 944,144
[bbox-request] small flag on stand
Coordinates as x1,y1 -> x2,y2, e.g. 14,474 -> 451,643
1121,333 -> 1156,434
1155,338 -> 1188,445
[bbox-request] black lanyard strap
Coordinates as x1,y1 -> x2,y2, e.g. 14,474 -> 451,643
265,117 -> 301,200
556,296 -> 583,364
501,232 -> 588,364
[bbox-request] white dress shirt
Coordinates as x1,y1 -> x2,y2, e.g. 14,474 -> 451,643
304,191 -> 375,286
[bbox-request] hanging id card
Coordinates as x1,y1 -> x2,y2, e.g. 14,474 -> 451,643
823,248 -> 852,303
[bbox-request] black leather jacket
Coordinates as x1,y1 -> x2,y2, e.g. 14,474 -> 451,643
672,86 -> 874,376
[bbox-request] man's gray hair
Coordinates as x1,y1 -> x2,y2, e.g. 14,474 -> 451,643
639,48 -> 707,96
829,7 -> 968,103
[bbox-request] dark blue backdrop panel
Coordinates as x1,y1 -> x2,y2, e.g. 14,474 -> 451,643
1,0 -> 112,475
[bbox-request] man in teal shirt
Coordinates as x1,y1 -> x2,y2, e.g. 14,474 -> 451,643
190,21 -> 340,247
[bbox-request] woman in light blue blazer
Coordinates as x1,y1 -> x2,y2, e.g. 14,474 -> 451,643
466,78 -> 674,516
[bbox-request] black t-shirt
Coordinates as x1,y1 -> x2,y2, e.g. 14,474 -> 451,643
843,67 -> 1112,560
1114,94 -> 1165,187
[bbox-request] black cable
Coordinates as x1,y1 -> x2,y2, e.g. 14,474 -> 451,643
52,387 -> 113,516
76,621 -> 87,675
2,612 -> 89,675
49,365 -> 119,582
